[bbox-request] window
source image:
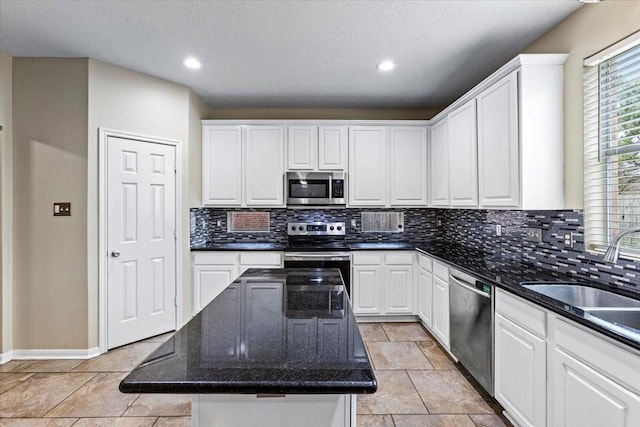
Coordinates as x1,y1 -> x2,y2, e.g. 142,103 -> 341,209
584,33 -> 640,257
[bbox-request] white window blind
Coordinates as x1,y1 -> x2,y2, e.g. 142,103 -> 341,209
584,42 -> 640,256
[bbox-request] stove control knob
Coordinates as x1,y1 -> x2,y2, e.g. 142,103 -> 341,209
337,226 -> 342,231
330,226 -> 335,231
291,225 -> 297,231
298,226 -> 305,231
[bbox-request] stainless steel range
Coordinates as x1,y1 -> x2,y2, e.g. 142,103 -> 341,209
284,222 -> 351,295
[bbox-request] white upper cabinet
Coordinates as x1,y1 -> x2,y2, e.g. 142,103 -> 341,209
430,54 -> 567,210
448,99 -> 478,206
389,127 -> 428,206
244,126 -> 286,206
429,119 -> 449,206
476,56 -> 565,209
202,126 -> 243,206
477,72 -> 519,207
348,126 -> 387,206
287,126 -> 317,170
202,124 -> 285,207
287,125 -> 347,171
318,126 -> 348,170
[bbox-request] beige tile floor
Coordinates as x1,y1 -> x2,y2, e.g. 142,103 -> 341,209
0,323 -> 510,427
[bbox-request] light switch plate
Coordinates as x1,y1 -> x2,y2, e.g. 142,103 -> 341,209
526,228 -> 543,243
54,202 -> 71,216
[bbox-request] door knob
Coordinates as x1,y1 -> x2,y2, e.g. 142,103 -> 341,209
111,251 -> 120,257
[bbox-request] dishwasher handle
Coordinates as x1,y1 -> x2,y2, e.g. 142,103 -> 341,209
450,275 -> 491,299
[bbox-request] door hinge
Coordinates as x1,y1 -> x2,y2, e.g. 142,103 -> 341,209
174,296 -> 178,307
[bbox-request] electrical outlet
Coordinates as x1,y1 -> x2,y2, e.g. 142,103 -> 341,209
351,218 -> 357,229
496,224 -> 502,236
526,228 -> 543,243
564,232 -> 578,248
437,219 -> 442,227
217,220 -> 222,227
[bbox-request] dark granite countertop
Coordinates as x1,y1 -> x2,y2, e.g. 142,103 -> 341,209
188,241 -> 639,351
191,242 -> 286,251
120,268 -> 377,394
413,243 -> 640,351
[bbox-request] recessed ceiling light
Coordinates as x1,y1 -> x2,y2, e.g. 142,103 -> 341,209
578,0 -> 600,3
183,57 -> 202,70
376,60 -> 395,72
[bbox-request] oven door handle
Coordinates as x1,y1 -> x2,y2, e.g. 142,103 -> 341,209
284,253 -> 350,261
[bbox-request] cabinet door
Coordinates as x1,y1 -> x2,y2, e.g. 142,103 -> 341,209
318,126 -> 348,170
287,126 -> 317,170
389,127 -> 428,206
448,100 -> 478,206
244,126 -> 285,206
432,275 -> 450,349
429,119 -> 449,206
352,266 -> 383,314
348,127 -> 387,206
244,281 -> 285,362
418,267 -> 433,329
494,312 -> 546,427
384,265 -> 414,314
202,126 -> 243,206
477,72 -> 519,207
550,346 -> 640,427
192,265 -> 238,314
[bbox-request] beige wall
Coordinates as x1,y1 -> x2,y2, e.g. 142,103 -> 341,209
87,60 -> 207,346
12,58 -> 89,349
208,108 -> 439,121
523,1 -> 640,209
0,52 -> 13,355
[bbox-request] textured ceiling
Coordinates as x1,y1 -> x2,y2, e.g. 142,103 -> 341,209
0,0 -> 582,109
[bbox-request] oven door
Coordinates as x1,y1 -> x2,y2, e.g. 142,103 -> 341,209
284,252 -> 351,295
286,172 -> 331,205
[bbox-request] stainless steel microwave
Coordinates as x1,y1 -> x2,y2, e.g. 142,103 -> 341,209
286,172 -> 346,206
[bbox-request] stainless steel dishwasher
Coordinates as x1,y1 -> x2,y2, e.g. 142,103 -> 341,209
449,268 -> 494,395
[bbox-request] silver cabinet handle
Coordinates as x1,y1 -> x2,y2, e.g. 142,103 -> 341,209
111,251 -> 120,257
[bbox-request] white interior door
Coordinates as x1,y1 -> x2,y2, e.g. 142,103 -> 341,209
107,136 -> 176,349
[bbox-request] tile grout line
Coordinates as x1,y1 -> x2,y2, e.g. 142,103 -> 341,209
39,372 -> 99,419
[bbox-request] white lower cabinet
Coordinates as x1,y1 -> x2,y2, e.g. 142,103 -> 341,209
548,316 -> 640,427
192,251 -> 283,315
417,254 -> 433,329
431,261 -> 450,350
494,289 -> 547,427
494,288 -> 640,427
352,251 -> 414,316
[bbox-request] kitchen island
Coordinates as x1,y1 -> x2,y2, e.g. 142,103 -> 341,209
120,268 -> 377,427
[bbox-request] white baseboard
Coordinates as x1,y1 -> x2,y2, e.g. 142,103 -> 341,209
355,315 -> 419,323
0,351 -> 13,364
9,347 -> 100,361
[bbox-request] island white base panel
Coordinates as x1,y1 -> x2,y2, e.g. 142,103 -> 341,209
192,393 -> 356,427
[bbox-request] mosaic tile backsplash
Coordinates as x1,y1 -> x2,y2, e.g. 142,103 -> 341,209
190,207 -> 640,295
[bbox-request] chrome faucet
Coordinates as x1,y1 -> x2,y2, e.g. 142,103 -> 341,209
603,227 -> 640,263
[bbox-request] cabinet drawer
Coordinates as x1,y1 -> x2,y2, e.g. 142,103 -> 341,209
496,289 -> 546,337
418,254 -> 433,272
433,261 -> 449,281
551,316 -> 640,393
193,252 -> 237,265
239,252 -> 282,266
385,252 -> 414,265
352,252 -> 384,266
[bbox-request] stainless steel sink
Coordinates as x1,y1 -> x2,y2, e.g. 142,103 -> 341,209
521,284 -> 640,309
584,309 -> 640,330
